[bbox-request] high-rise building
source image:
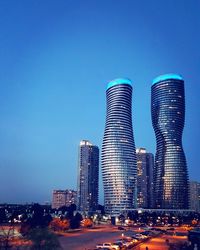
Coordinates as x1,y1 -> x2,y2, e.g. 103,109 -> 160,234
190,181 -> 200,212
52,189 -> 77,209
151,73 -> 189,209
77,140 -> 99,212
102,78 -> 137,216
136,148 -> 154,208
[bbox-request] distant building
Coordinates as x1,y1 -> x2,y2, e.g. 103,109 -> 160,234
190,181 -> 200,212
136,148 -> 154,208
52,189 -> 77,209
77,140 -> 99,212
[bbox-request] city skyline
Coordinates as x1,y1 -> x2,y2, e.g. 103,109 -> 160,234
0,0 -> 199,204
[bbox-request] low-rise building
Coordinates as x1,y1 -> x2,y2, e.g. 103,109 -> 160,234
52,189 -> 77,209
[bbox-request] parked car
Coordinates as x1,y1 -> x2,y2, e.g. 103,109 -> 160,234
134,233 -> 148,240
131,238 -> 138,243
112,241 -> 124,249
115,239 -> 128,248
96,242 -> 120,250
96,243 -> 104,249
116,239 -> 133,248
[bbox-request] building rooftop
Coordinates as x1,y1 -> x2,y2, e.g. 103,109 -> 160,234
107,78 -> 132,90
80,140 -> 92,146
152,73 -> 183,85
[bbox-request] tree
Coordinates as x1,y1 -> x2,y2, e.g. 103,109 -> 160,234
9,210 -> 20,223
20,203 -> 52,235
65,204 -> 76,220
127,211 -> 134,221
97,205 -> 105,215
49,218 -> 69,232
27,227 -> 62,250
57,206 -> 68,215
30,204 -> 46,228
118,214 -> 125,225
0,224 -> 16,250
70,213 -> 82,229
82,218 -> 93,228
0,209 -> 7,224
151,212 -> 157,225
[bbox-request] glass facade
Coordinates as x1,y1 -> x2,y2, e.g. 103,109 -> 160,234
136,148 -> 154,209
102,78 -> 137,216
151,74 -> 189,209
77,140 -> 99,212
189,181 -> 200,212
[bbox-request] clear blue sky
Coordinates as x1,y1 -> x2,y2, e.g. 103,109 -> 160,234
0,0 -> 199,204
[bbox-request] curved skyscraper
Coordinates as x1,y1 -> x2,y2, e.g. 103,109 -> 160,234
102,78 -> 137,216
151,73 -> 189,209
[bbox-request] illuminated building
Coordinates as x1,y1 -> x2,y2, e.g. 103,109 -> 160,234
151,73 -> 189,209
102,78 -> 137,216
190,181 -> 200,212
77,140 -> 99,212
52,189 -> 77,209
136,148 -> 154,208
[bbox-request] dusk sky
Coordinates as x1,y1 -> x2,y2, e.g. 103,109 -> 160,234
0,0 -> 199,204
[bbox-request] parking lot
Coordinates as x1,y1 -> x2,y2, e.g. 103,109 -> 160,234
58,225 -> 189,250
59,226 -> 122,250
